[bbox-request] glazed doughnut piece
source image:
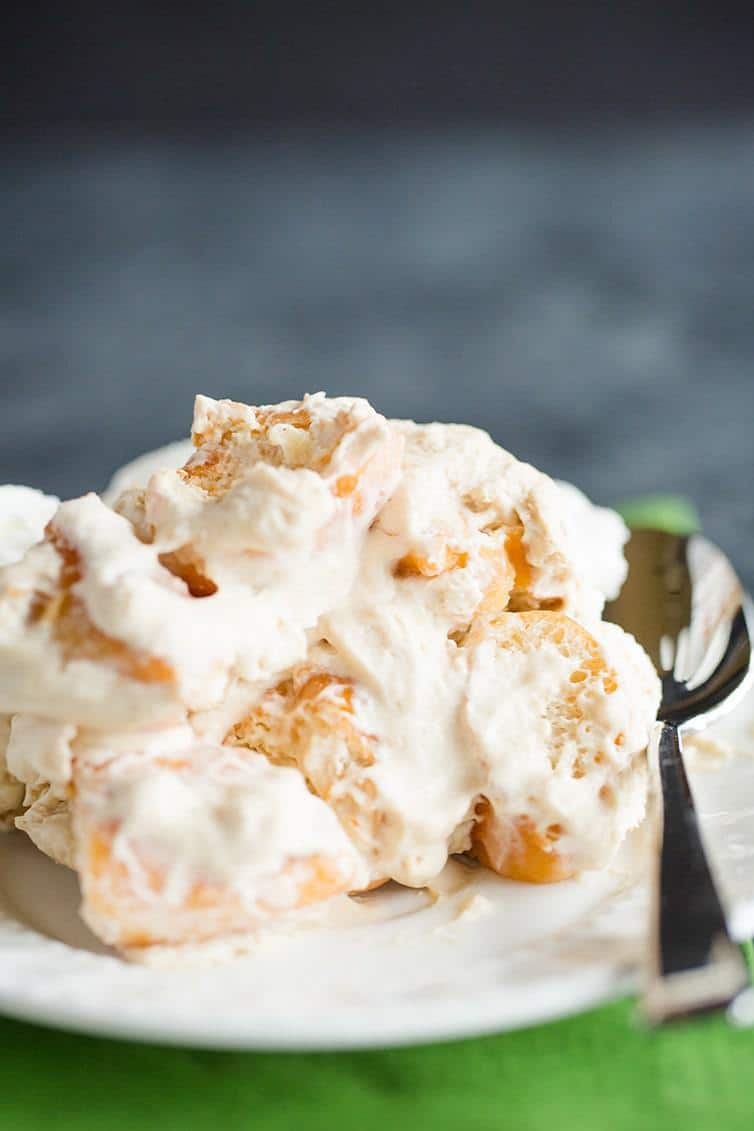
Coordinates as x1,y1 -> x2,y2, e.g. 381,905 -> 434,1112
227,666 -> 384,874
116,393 -> 404,576
72,737 -> 367,954
0,504 -> 185,728
2,715 -> 78,863
0,394 -> 402,730
0,492 -> 285,724
463,611 -> 659,882
110,395 -> 404,698
187,392 -> 400,513
227,642 -> 478,889
372,420 -> 629,639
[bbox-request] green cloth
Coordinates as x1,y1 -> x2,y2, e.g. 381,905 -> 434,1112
615,494 -> 701,536
2,999 -> 754,1131
1,495 -> 751,1131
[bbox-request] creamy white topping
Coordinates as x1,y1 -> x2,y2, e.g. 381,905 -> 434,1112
0,715 -> 24,826
462,617 -> 655,871
6,715 -> 76,786
0,394 -> 660,957
0,481 -> 60,826
72,731 -> 367,946
225,419 -> 658,888
554,480 -> 629,611
310,424 -> 652,882
80,746 -> 364,900
0,395 -> 402,726
0,485 -> 59,567
0,531 -> 188,727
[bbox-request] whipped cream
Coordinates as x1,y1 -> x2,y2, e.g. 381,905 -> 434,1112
6,714 -> 76,787
72,728 -> 367,947
0,395 -> 402,726
0,393 -> 660,958
0,485 -> 59,567
0,486 -> 62,828
230,420 -> 658,886
0,716 -> 23,827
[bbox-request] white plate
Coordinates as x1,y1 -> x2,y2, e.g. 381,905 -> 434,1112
2,690 -> 752,1051
0,830 -> 649,1049
2,448 -> 752,1047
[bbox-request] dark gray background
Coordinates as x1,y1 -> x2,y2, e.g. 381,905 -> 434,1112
2,4 -> 753,584
2,128 -> 753,583
5,3 -> 754,131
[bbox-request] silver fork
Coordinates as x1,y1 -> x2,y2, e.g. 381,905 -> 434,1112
605,529 -> 754,1024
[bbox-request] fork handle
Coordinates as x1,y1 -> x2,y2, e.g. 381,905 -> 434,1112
642,721 -> 749,1024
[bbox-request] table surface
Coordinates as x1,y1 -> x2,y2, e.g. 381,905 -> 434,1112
1,125 -> 753,583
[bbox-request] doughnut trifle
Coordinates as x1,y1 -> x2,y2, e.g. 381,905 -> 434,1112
0,394 -> 659,959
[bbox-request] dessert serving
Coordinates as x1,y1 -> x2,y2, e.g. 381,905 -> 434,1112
0,393 -> 660,960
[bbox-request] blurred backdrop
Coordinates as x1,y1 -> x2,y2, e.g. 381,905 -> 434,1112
2,2 -> 754,580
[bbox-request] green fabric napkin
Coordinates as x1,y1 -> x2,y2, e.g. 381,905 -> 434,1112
2,494 -> 752,1131
615,494 -> 701,537
2,998 -> 754,1131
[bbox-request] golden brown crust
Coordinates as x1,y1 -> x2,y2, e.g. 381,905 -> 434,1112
471,804 -> 574,884
393,546 -> 470,579
157,546 -> 218,598
467,612 -> 627,882
75,750 -> 357,950
29,527 -> 174,686
81,824 -> 350,949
